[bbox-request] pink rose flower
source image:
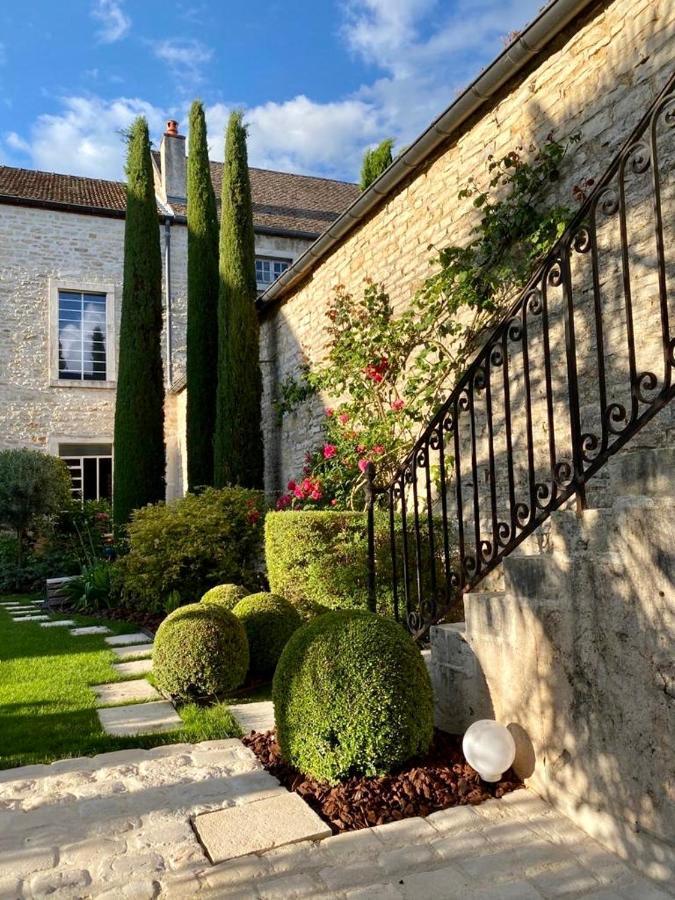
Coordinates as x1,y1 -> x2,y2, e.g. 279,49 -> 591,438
372,445 -> 385,455
391,398 -> 405,411
287,480 -> 296,491
338,413 -> 350,425
325,407 -> 334,417
323,444 -> 337,459
358,459 -> 370,473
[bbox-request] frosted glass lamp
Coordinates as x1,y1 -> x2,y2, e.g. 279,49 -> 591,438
462,719 -> 516,782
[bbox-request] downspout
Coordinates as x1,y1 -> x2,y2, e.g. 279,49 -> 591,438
164,215 -> 173,386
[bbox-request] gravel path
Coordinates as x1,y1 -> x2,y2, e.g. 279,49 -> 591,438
0,741 -> 670,899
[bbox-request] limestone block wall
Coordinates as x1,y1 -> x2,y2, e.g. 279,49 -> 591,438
259,0 -> 675,496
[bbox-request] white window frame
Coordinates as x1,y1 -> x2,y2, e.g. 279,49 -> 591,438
48,435 -> 114,503
48,279 -> 117,388
255,255 -> 292,291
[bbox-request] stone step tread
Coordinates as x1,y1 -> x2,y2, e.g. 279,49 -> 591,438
40,620 -> 76,628
104,632 -> 152,647
229,701 -> 275,735
112,658 -> 153,677
12,615 -> 50,622
93,680 -> 161,706
97,700 -> 181,736
112,642 -> 154,660
69,625 -> 112,636
193,790 -> 331,864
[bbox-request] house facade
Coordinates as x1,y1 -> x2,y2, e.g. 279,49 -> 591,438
0,124 -> 358,500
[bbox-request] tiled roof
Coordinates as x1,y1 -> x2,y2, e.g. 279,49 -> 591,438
0,160 -> 359,238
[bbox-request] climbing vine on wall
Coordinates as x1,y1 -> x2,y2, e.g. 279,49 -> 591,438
276,132 -> 582,510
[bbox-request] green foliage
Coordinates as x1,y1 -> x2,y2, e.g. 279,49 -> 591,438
186,100 -> 220,491
201,582 -> 250,610
273,610 -> 433,782
113,487 -> 264,612
154,602 -> 249,700
0,449 -> 72,567
359,138 -> 394,191
64,561 -> 113,613
113,116 -> 165,526
214,110 -> 264,489
232,592 -> 302,680
277,134 -> 579,505
272,364 -> 317,424
265,510 -> 396,617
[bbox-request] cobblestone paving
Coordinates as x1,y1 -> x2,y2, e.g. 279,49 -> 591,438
0,742 -> 671,899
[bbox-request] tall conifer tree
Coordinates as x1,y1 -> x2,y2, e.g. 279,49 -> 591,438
186,100 -> 219,490
213,111 -> 263,488
113,117 -> 165,525
359,138 -> 394,191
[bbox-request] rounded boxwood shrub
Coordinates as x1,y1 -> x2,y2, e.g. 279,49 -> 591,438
201,583 -> 249,611
154,603 -> 249,700
273,609 -> 434,783
232,592 -> 302,680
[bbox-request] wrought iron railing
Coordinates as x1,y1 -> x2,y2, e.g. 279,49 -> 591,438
367,72 -> 674,638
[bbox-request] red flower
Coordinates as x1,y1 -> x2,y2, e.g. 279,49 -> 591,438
247,508 -> 261,525
358,459 -> 370,473
287,480 -> 296,491
364,356 -> 389,384
356,444 -> 366,455
323,444 -> 337,459
391,398 -> 405,411
372,445 -> 385,455
310,489 -> 322,501
338,413 -> 350,425
330,499 -> 338,506
276,495 -> 291,510
325,407 -> 334,417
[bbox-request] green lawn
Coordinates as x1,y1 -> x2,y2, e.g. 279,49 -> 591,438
0,595 -> 241,769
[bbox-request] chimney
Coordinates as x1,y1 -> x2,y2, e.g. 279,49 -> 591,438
159,119 -> 186,203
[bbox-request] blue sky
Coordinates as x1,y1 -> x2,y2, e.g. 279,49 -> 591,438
0,0 -> 543,183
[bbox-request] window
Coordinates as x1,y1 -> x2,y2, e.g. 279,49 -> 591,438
57,290 -> 107,381
59,443 -> 113,501
255,256 -> 291,291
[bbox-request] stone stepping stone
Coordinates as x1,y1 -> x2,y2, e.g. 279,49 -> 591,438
70,626 -> 111,636
112,643 -> 154,660
12,615 -> 49,622
193,791 -> 331,863
8,607 -> 39,613
93,680 -> 160,706
112,658 -> 153,677
97,700 -> 181,736
40,620 -> 76,628
229,700 -> 275,735
104,632 -> 151,647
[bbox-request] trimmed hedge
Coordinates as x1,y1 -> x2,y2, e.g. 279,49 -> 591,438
265,510 -> 462,623
201,583 -> 249,611
273,609 -> 434,783
113,487 -> 264,612
232,592 -> 302,680
154,603 -> 249,700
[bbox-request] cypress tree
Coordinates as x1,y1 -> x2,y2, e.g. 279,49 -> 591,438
113,116 -> 165,525
359,138 -> 394,191
213,111 -> 264,488
186,100 -> 219,490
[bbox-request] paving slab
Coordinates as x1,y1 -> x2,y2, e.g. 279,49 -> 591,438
104,631 -> 152,646
229,700 -> 275,734
193,791 -> 331,863
112,658 -> 153,677
112,642 -> 154,659
8,607 -> 40,613
40,619 -> 76,628
12,615 -> 49,622
70,626 -> 112,636
93,680 -> 161,706
97,701 -> 181,736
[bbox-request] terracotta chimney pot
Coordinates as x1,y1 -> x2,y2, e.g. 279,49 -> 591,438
165,120 -> 179,137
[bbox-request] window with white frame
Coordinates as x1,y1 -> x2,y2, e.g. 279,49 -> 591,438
255,256 -> 291,291
59,443 -> 113,501
57,290 -> 108,381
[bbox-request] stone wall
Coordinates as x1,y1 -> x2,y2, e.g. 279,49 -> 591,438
259,0 -> 675,496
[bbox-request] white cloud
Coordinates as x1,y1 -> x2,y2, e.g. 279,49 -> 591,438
6,0 -> 544,182
151,38 -> 213,85
3,96 -> 169,179
91,0 -> 131,44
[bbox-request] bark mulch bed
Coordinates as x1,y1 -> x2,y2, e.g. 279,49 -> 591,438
99,607 -> 163,633
242,728 -> 523,834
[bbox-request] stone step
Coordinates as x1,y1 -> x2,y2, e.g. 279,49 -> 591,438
40,620 -> 76,628
104,632 -> 152,647
97,700 -> 182,736
112,643 -> 154,660
229,701 -> 275,735
12,615 -> 49,622
69,626 -> 112,636
112,658 -> 153,677
93,680 -> 161,706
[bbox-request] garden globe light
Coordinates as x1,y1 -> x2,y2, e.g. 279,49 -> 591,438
462,719 -> 516,782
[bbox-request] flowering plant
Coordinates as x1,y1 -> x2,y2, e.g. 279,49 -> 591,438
276,134 -> 580,509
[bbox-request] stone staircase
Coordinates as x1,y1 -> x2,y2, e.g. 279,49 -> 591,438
430,443 -> 675,883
